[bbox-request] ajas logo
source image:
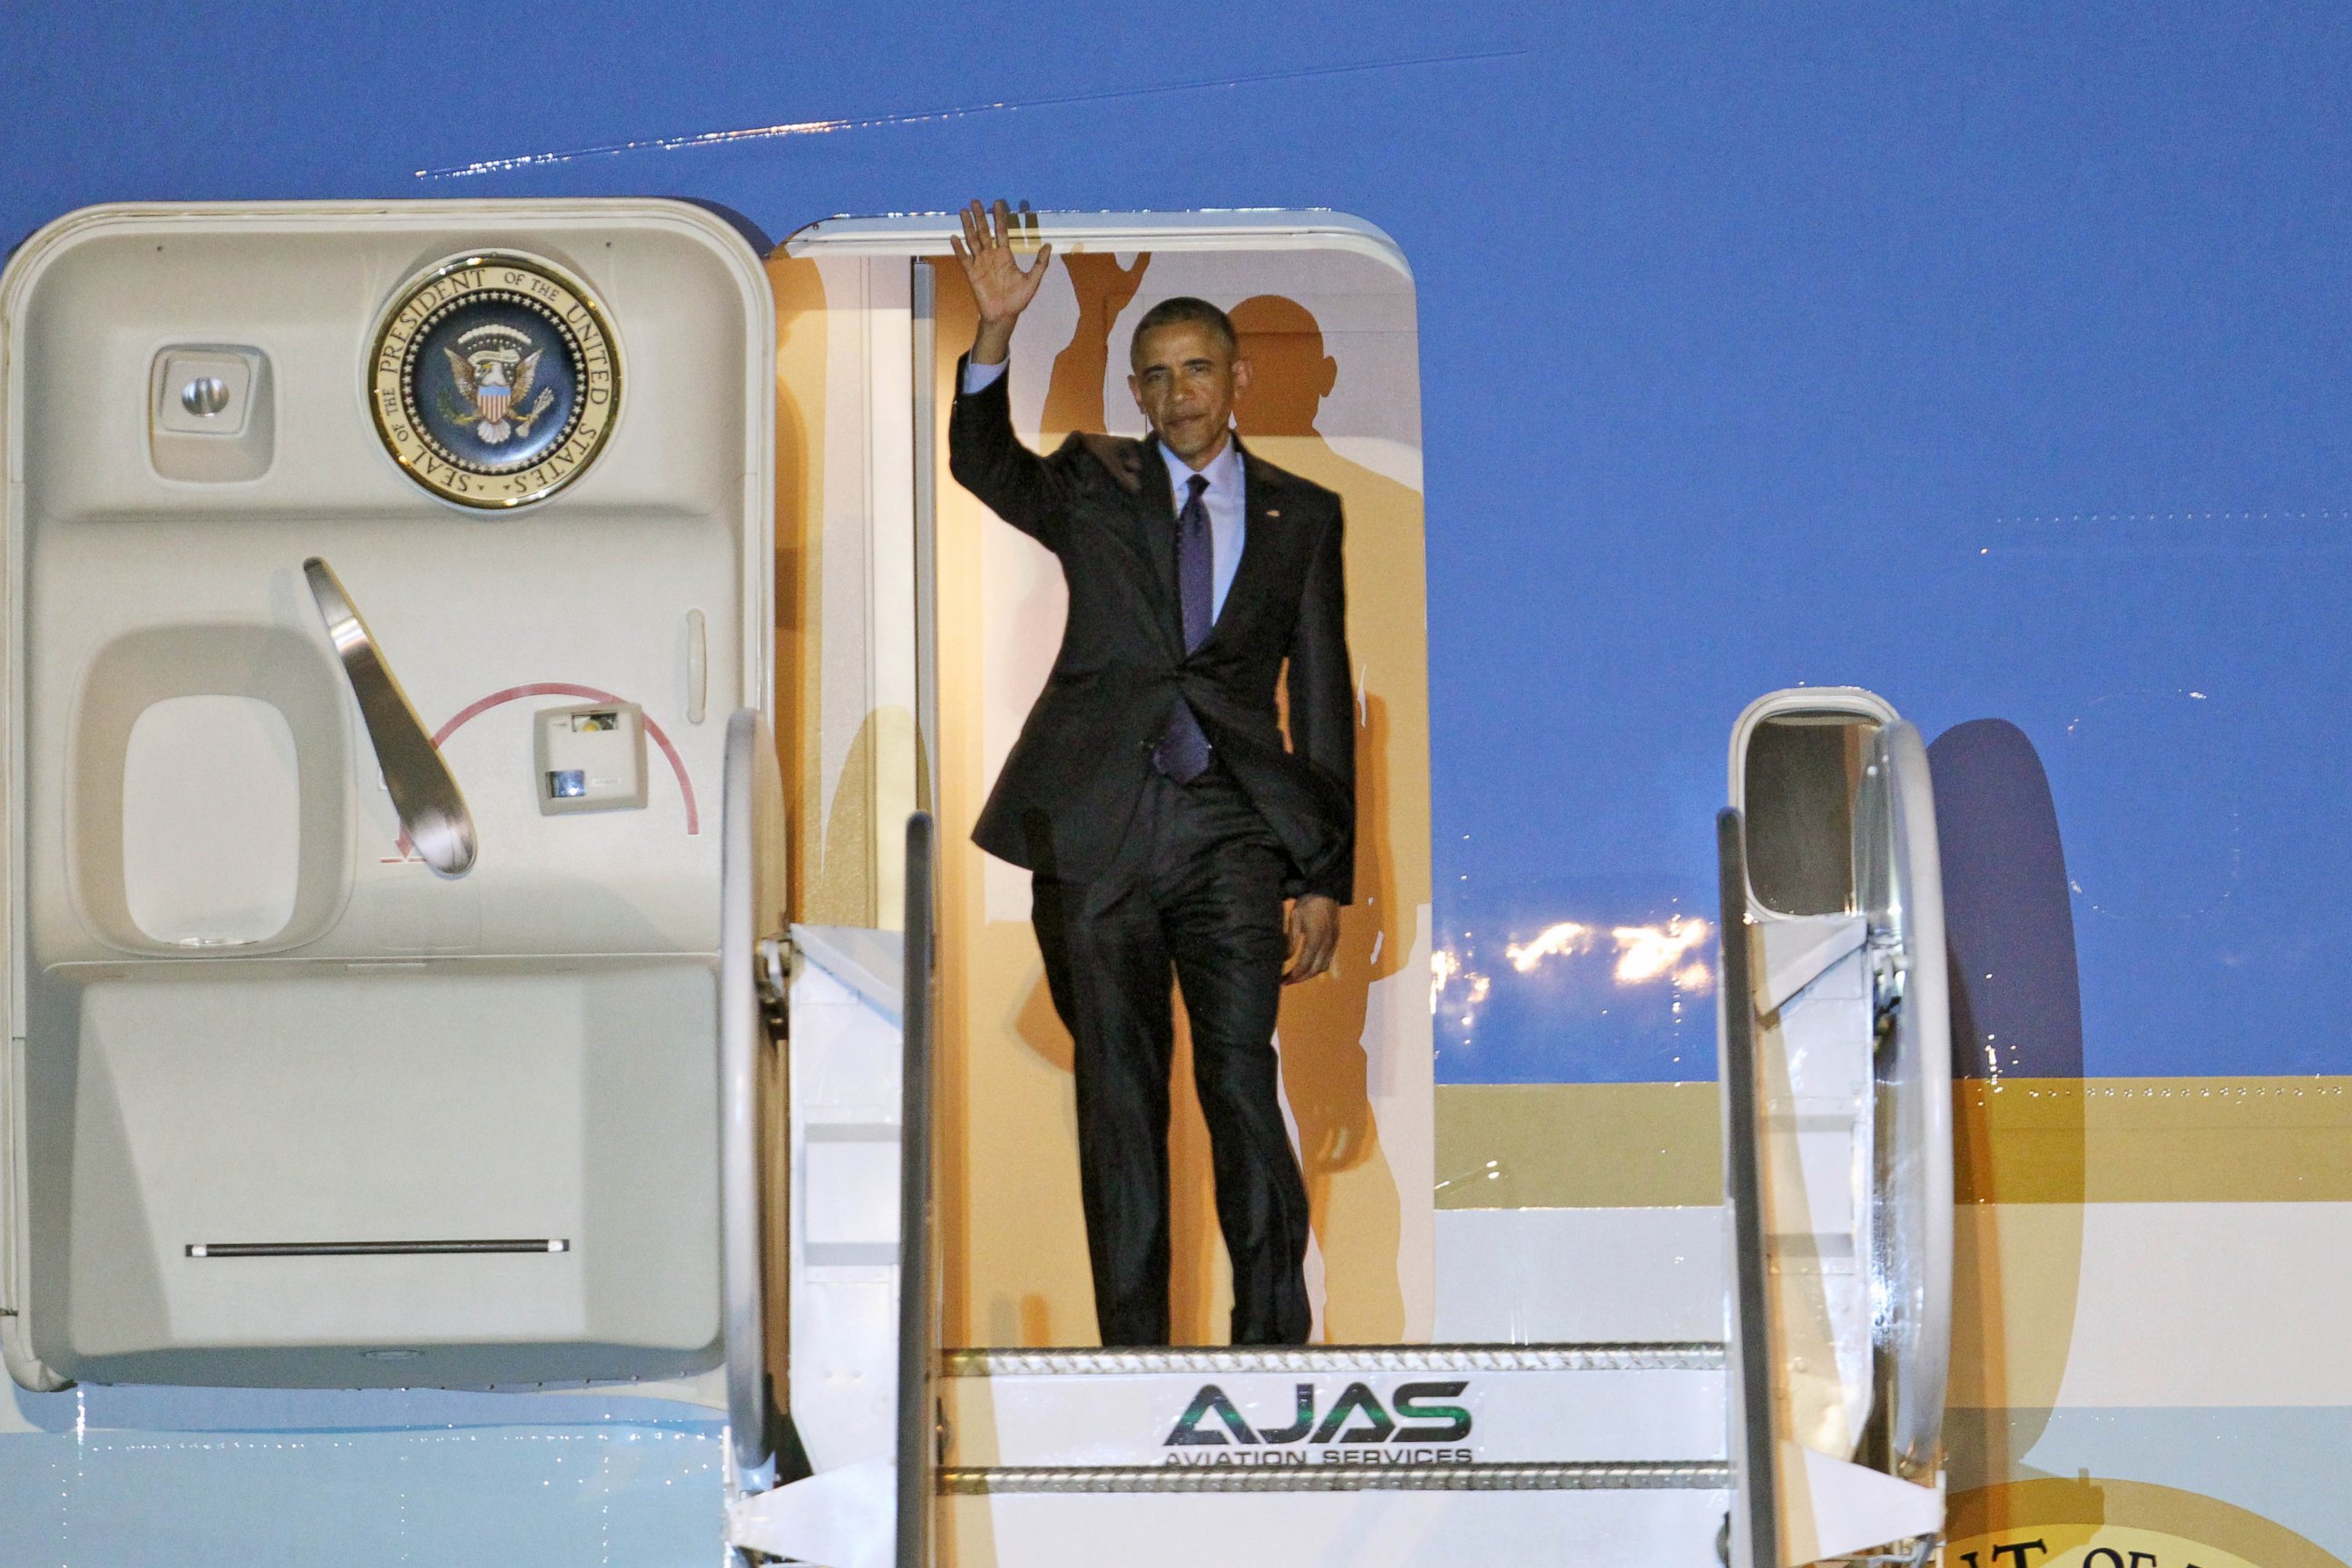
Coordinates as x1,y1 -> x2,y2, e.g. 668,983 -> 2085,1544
1161,1380 -> 1474,1467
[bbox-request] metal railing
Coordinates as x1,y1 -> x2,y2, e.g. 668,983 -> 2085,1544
895,812 -> 938,1568
720,710 -> 773,1486
1717,807 -> 1782,1568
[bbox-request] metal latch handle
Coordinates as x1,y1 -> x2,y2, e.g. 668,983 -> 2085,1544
304,557 -> 477,878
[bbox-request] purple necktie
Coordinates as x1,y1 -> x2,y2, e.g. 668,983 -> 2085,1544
1152,474 -> 1214,781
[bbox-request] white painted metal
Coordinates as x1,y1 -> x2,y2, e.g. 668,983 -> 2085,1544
1760,932 -> 1879,1456
1722,687 -> 1953,1566
939,1352 -> 1727,1469
1857,720 -> 1952,1484
783,209 -> 1414,281
730,1455 -> 897,1568
1727,688 -> 1902,794
786,925 -> 907,1474
735,1465 -> 1734,1568
945,1487 -> 1729,1566
1727,688 -> 1896,1467
1431,1207 -> 1729,1345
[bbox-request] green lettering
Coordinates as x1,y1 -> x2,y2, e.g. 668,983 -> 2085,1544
1164,1385 -> 1259,1447
1255,1383 -> 1314,1445
1391,1381 -> 1472,1444
1308,1382 -> 1394,1446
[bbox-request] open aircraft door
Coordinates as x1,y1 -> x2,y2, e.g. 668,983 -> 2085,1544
0,201 -> 785,1442
1718,688 -> 1954,1567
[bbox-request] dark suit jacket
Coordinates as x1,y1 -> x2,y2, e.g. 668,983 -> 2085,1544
949,357 -> 1355,904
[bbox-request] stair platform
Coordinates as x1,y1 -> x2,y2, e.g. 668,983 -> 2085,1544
732,1342 -> 1736,1565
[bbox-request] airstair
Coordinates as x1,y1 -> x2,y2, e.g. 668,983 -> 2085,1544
731,681 -> 1954,1567
733,828 -> 1730,1568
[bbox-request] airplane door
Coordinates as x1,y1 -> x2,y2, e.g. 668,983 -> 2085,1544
1719,688 -> 1953,1567
0,201 -> 779,1394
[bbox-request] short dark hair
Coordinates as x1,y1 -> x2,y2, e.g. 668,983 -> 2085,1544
1130,296 -> 1238,365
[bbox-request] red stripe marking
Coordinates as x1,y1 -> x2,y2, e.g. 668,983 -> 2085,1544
389,682 -> 701,858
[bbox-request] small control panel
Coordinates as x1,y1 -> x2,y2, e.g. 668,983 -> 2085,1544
533,702 -> 649,815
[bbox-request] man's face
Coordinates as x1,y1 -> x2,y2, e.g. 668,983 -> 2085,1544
1128,320 -> 1252,466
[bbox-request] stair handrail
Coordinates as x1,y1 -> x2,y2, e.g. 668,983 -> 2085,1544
302,556 -> 476,878
1717,807 -> 1782,1568
720,710 -> 773,1485
895,812 -> 938,1568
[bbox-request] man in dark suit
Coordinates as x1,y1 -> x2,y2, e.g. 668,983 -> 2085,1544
947,200 -> 1354,1347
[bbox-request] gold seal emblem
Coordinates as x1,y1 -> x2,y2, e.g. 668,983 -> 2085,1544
368,251 -> 620,508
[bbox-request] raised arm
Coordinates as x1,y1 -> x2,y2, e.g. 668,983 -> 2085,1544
946,199 -> 1075,544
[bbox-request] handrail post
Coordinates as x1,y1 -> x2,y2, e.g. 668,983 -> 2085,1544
910,260 -> 940,819
1718,808 -> 1780,1568
896,811 -> 938,1568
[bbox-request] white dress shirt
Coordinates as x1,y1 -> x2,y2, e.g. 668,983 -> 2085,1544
1160,435 -> 1245,624
964,358 -> 1247,622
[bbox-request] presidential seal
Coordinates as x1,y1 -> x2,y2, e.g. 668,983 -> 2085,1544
368,251 -> 620,508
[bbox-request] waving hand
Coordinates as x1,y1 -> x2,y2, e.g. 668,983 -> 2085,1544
951,198 -> 1054,364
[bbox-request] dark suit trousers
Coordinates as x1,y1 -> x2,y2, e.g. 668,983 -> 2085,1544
1030,764 -> 1313,1348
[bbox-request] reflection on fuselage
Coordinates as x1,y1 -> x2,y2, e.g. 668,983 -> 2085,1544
1435,916 -> 1715,1042
1500,916 -> 1711,985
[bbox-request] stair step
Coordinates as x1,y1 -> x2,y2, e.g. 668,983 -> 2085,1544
940,1487 -> 1733,1565
943,1341 -> 1724,1376
939,1342 -> 1729,1472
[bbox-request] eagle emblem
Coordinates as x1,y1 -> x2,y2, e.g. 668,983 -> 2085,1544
440,323 -> 554,445
370,250 -> 621,507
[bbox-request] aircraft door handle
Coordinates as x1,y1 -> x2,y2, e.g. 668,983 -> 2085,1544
303,556 -> 478,878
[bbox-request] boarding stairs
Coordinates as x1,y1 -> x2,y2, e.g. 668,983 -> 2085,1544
730,684 -> 1954,1568
728,829 -> 1733,1566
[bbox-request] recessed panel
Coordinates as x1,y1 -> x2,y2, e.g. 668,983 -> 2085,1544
122,694 -> 300,946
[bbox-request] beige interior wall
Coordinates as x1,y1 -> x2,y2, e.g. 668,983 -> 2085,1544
769,252 -> 824,928
770,251 -> 921,934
